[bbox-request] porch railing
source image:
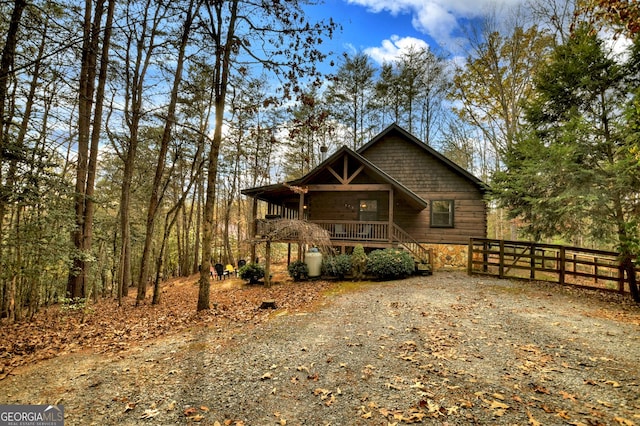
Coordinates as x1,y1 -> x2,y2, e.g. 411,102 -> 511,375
255,218 -> 432,265
391,223 -> 432,263
312,220 -> 388,242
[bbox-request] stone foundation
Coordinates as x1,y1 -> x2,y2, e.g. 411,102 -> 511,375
424,243 -> 468,271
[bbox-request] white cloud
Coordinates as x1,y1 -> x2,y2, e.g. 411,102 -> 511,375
364,35 -> 431,64
347,0 -> 525,52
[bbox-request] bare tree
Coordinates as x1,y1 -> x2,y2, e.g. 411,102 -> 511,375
137,0 -> 202,304
196,0 -> 336,310
67,0 -> 116,299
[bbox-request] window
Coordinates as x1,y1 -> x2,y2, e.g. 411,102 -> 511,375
431,200 -> 454,227
359,199 -> 377,221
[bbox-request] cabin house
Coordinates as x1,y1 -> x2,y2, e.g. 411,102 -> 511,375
241,124 -> 487,269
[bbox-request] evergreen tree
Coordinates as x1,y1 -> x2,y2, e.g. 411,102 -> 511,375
492,24 -> 640,301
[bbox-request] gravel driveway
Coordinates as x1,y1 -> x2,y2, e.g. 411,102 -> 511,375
3,272 -> 639,425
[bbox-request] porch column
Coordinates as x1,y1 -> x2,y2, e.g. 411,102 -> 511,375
388,189 -> 394,243
250,197 -> 258,263
298,192 -> 305,220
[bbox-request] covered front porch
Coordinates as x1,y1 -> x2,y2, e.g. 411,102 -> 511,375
257,219 -> 390,246
241,147 -> 433,263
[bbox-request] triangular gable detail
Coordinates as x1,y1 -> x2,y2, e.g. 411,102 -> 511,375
290,146 -> 428,209
357,123 -> 486,190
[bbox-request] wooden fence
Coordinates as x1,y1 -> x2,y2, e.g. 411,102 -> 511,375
467,238 -> 637,294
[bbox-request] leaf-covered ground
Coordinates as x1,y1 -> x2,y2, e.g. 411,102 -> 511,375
2,270 -> 639,425
0,266 -> 331,378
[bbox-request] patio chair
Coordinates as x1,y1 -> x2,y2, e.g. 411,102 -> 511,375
356,224 -> 372,239
214,263 -> 228,280
334,224 -> 347,238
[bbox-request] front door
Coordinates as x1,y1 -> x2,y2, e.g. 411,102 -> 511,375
358,199 -> 377,221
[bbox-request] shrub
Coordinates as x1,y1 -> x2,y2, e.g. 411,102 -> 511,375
366,248 -> 415,280
351,245 -> 368,280
288,260 -> 309,281
238,262 -> 265,283
322,254 -> 351,278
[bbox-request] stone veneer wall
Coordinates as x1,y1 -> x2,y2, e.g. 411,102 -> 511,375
425,243 -> 468,271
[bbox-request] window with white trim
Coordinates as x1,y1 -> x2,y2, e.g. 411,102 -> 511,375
430,200 -> 454,228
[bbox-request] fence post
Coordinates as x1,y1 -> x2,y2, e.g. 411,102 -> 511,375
499,240 -> 505,278
559,246 -> 566,285
483,241 -> 488,273
619,262 -> 625,293
530,243 -> 535,279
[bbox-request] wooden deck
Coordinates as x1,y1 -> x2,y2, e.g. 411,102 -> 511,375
256,219 -> 389,243
255,219 -> 432,264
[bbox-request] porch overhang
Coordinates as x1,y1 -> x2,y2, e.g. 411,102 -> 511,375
241,146 -> 428,211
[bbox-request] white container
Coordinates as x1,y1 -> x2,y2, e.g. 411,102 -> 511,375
305,250 -> 323,277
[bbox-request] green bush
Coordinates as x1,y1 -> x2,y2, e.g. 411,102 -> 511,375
351,245 -> 368,280
322,254 -> 351,278
238,262 -> 265,283
288,260 -> 309,281
366,248 -> 415,280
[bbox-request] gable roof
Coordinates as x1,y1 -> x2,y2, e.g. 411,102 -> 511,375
241,145 -> 428,210
291,145 -> 428,210
242,124 -> 486,204
357,123 -> 486,191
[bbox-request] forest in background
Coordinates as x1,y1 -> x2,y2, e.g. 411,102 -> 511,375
1,0 -> 639,322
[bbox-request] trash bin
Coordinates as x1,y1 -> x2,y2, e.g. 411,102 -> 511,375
305,248 -> 322,278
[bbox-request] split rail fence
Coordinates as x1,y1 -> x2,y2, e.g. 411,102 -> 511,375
468,238 -> 637,294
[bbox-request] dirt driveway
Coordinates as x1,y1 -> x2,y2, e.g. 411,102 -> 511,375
3,272 -> 640,425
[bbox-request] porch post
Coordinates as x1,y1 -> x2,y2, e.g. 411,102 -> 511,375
388,189 -> 394,243
298,192 -> 305,220
250,197 -> 257,263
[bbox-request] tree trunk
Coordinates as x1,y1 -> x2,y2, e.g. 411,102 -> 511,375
67,0 -> 106,299
138,0 -> 197,304
198,0 -> 239,311
622,255 -> 640,304
264,240 -> 272,287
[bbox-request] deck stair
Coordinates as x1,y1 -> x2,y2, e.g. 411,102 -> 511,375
391,224 -> 432,275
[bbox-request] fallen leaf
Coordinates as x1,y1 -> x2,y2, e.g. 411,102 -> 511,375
559,390 -> 576,400
139,409 -> 160,419
187,414 -> 205,422
527,410 -> 542,426
183,407 -> 197,416
261,372 -> 273,380
614,416 -> 636,426
531,384 -> 550,394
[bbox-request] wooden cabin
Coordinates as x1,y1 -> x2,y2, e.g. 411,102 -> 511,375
241,124 -> 487,266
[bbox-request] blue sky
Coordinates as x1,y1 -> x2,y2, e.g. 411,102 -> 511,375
307,0 -> 527,66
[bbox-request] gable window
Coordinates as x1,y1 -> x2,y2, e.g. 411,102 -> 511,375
431,200 -> 454,228
359,199 -> 377,221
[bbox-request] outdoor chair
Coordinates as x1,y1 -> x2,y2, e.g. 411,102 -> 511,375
333,224 -> 347,238
225,264 -> 236,277
357,224 -> 372,239
214,263 -> 228,280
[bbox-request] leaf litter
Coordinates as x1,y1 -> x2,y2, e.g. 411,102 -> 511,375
2,270 -> 639,425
